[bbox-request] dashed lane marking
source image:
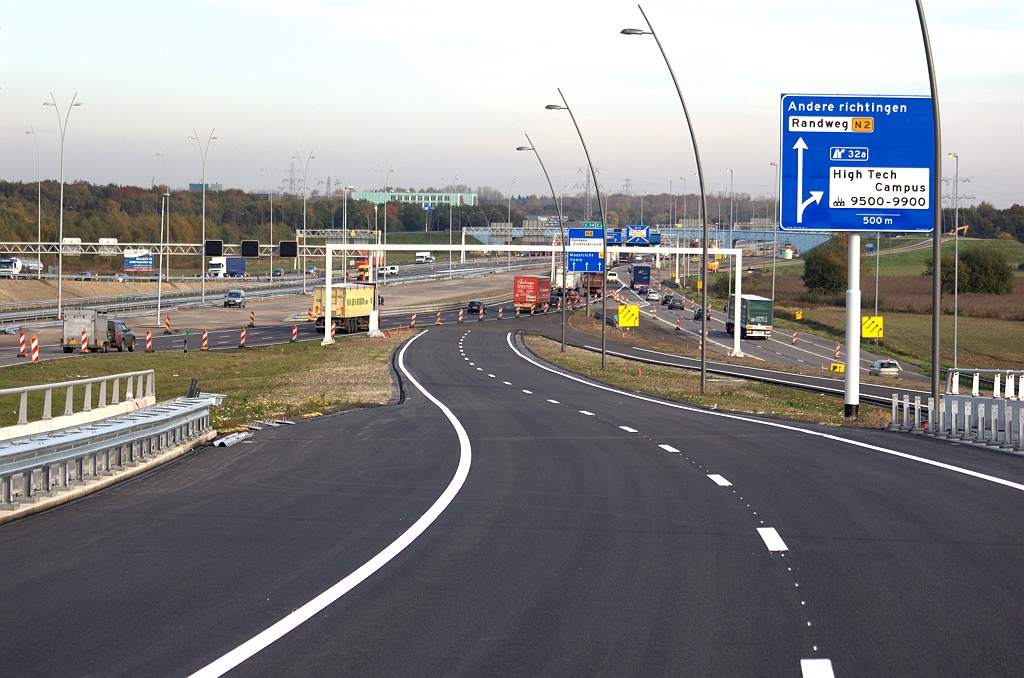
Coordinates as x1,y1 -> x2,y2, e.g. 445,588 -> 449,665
522,390 -> 532,394
757,527 -> 789,552
619,426 -> 638,433
800,659 -> 835,678
579,410 -> 594,416
503,381 -> 512,385
707,474 -> 732,487
488,374 -> 495,378
658,444 -> 679,453
547,399 -> 559,404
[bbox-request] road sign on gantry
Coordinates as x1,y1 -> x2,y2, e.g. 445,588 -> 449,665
567,226 -> 605,273
779,94 -> 934,232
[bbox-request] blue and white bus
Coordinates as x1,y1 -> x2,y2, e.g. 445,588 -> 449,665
0,257 -> 43,279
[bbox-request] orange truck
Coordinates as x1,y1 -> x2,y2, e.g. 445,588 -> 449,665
513,275 -> 551,314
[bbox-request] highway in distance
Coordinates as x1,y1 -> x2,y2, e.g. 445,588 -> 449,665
0,321 -> 1021,677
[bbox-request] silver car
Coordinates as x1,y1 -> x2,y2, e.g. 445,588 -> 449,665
869,360 -> 900,378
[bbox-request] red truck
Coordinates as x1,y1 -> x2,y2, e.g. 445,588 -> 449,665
513,275 -> 551,314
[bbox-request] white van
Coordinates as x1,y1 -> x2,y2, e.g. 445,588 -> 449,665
415,251 -> 435,263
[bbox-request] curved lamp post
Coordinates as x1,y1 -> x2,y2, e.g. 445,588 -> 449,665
43,93 -> 84,319
517,134 -> 567,352
546,89 -> 608,368
188,129 -> 218,303
295,150 -> 316,293
374,165 -> 396,274
261,164 -> 274,277
770,161 -> 779,303
622,6 -> 711,393
443,174 -> 459,280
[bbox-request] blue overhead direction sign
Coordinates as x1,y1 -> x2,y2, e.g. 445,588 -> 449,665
606,230 -> 622,244
625,225 -> 650,245
779,94 -> 934,233
567,226 -> 604,272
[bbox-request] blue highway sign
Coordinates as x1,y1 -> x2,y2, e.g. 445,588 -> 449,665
567,226 -> 604,273
779,94 -> 934,232
567,251 -> 604,272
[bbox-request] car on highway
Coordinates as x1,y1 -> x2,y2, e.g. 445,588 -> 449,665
466,300 -> 485,316
377,265 -> 400,276
668,297 -> 685,310
646,289 -> 661,302
606,271 -> 620,284
693,306 -> 711,321
637,285 -> 650,297
564,289 -> 580,302
869,360 -> 900,378
272,268 -> 285,277
74,271 -> 96,281
224,289 -> 246,308
107,319 -> 136,352
114,273 -> 128,282
305,266 -> 319,277
661,292 -> 674,305
149,272 -> 167,281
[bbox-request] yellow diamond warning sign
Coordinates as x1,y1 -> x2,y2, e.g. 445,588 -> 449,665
861,315 -> 884,338
618,305 -> 639,327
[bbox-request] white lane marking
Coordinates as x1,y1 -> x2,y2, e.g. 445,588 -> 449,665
188,329 -> 471,678
464,358 -> 469,361
800,658 -> 835,678
488,374 -> 495,378
469,362 -> 474,365
658,444 -> 680,452
579,410 -> 594,416
503,381 -> 512,385
757,527 -> 789,552
619,426 -> 638,433
476,368 -> 483,371
707,474 -> 732,487
507,334 -> 1024,493
547,399 -> 559,404
522,390 -> 532,394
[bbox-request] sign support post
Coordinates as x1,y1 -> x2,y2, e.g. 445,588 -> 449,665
845,234 -> 861,417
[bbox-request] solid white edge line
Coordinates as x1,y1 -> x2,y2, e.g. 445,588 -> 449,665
506,333 -> 1024,493
188,329 -> 472,678
707,474 -> 733,487
757,527 -> 789,552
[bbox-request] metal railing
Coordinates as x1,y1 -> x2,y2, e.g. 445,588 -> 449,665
0,370 -> 155,433
0,395 -> 215,507
888,392 -> 1023,453
945,369 -> 1024,398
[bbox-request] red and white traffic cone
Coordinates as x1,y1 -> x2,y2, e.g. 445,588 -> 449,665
330,321 -> 336,339
557,299 -> 562,311
291,324 -> 298,343
80,328 -> 89,353
458,308 -> 464,323
792,331 -> 797,345
478,306 -> 484,321
435,310 -> 442,325
145,329 -> 154,352
249,310 -> 255,327
698,338 -> 703,350
307,307 -> 313,320
201,329 -> 209,351
498,306 -> 503,320
515,307 -> 521,318
164,316 -> 172,334
410,313 -> 417,328
30,334 -> 39,363
18,332 -> 27,357
542,303 -> 549,313
835,343 -> 841,359
238,327 -> 247,349
675,317 -> 681,331
652,308 -> 657,320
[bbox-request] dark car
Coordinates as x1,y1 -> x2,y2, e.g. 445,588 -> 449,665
668,296 -> 685,310
693,306 -> 711,321
107,319 -> 136,352
224,289 -> 246,308
549,294 -> 561,307
74,271 -> 96,281
467,300 -> 485,316
565,289 -> 580,302
272,267 -> 285,277
661,292 -> 674,305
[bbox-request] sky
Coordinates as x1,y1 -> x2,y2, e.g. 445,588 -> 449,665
1,0 -> 1021,208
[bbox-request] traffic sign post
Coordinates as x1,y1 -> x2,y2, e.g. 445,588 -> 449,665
780,94 -> 934,419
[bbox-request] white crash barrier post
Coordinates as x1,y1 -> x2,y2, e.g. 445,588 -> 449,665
961,402 -> 972,441
972,373 -> 980,397
993,374 -> 1001,399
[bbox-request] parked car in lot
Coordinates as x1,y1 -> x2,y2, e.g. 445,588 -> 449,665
224,289 -> 246,308
646,289 -> 661,301
107,319 -> 136,352
869,359 -> 900,377
668,296 -> 685,310
466,300 -> 485,316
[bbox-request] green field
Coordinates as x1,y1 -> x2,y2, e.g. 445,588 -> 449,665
869,237 -> 1024,276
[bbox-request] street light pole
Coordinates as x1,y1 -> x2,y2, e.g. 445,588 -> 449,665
518,134 -> 567,352
188,129 -> 218,303
505,178 -> 518,272
770,161 -> 778,303
444,175 -> 459,280
43,93 -> 84,319
343,185 -> 354,280
547,88 -> 608,368
157,148 -> 171,281
948,152 -> 959,369
375,165 -> 396,272
26,126 -> 42,279
157,192 -> 169,325
261,165 -> 274,277
726,167 -> 734,298
296,150 -> 316,293
622,6 -> 712,392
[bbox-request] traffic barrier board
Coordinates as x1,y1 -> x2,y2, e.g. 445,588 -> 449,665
830,362 -> 845,373
862,315 -> 884,338
618,305 -> 639,327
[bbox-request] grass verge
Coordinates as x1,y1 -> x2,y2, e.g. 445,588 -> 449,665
525,335 -> 890,428
0,333 -> 409,430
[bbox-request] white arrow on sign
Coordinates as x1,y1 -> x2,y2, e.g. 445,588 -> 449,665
794,137 -> 824,223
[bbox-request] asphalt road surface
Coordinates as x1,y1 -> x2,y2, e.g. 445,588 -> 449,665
1,321 -> 1021,677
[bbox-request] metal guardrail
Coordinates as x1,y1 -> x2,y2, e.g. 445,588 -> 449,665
0,370 -> 154,429
888,392 -> 1024,453
944,369 -> 1023,398
0,395 -> 217,507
